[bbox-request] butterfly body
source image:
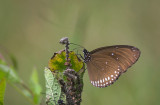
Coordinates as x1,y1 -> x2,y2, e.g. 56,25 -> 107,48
83,45 -> 140,88
83,49 -> 91,63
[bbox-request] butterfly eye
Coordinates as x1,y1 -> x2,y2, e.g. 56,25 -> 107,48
83,49 -> 88,53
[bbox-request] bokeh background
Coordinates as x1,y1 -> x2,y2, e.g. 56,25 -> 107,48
0,0 -> 160,105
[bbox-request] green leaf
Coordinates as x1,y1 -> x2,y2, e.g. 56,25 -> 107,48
0,60 -> 6,80
0,78 -> 6,105
29,68 -> 42,104
69,51 -> 84,72
45,67 -> 64,105
48,50 -> 83,72
0,63 -> 20,83
9,54 -> 18,70
0,59 -> 6,65
21,89 -> 32,99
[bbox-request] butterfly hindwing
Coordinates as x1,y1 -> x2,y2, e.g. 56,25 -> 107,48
87,55 -> 122,87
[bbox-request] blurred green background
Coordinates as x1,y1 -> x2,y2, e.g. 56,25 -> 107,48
0,0 -> 160,105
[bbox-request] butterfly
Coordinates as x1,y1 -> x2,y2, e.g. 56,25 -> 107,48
59,37 -> 140,88
82,45 -> 140,88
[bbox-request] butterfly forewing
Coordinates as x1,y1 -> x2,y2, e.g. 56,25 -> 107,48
85,45 -> 140,88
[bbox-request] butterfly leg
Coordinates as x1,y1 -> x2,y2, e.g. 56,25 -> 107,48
76,54 -> 84,60
73,48 -> 84,60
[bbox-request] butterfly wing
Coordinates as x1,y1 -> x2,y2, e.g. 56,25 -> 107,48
86,45 -> 140,88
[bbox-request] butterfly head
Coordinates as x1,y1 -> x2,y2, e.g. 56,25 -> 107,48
83,49 -> 91,63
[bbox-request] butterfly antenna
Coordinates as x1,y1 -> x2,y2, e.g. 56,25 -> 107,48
72,47 -> 83,52
69,43 -> 85,49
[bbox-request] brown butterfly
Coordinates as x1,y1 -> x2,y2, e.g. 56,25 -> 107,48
83,45 -> 140,88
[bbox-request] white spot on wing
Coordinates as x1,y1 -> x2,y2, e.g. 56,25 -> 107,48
100,80 -> 102,83
108,77 -> 110,80
132,49 -> 136,52
111,53 -> 114,56
105,78 -> 107,81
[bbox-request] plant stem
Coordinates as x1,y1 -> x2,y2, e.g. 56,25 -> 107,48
8,81 -> 35,105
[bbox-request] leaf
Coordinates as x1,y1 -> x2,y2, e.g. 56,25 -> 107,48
0,60 -> 20,83
29,68 -> 42,104
0,78 -> 6,105
69,51 -> 84,72
21,89 -> 32,99
0,59 -> 6,65
9,54 -> 18,70
47,50 -> 85,104
48,50 -> 83,72
45,67 -> 64,105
